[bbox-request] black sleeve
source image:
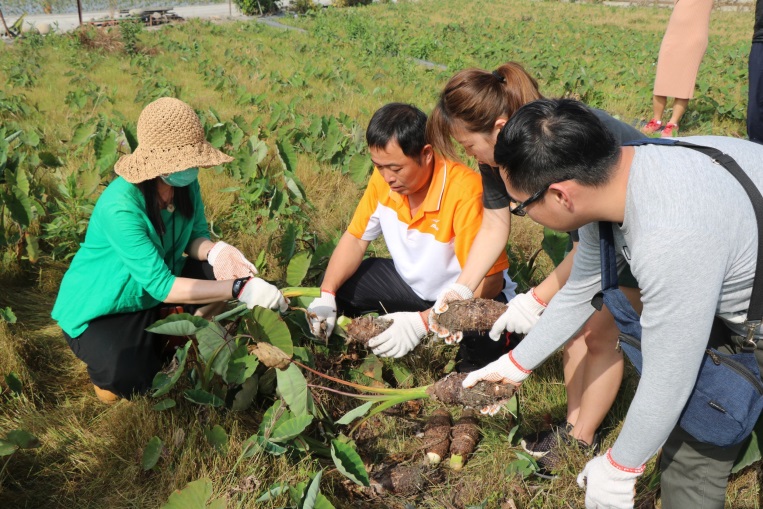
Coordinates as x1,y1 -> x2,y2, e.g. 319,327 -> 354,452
590,108 -> 646,144
568,230 -> 580,243
479,163 -> 511,209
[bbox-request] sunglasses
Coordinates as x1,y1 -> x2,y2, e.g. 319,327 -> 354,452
508,177 -> 571,217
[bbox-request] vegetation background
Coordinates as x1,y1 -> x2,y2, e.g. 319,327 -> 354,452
0,0 -> 759,507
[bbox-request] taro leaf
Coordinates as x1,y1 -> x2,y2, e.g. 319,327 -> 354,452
251,138 -> 268,166
301,470 -> 323,509
183,389 -> 224,407
276,364 -> 314,417
733,418 -> 763,473
506,451 -> 537,478
3,170 -> 33,227
147,313 -> 209,336
5,372 -> 22,395
225,344 -> 259,385
335,401 -> 375,425
123,123 -> 139,152
71,121 -> 97,146
283,170 -> 306,200
196,322 -> 234,378
152,342 -> 190,397
259,399 -> 290,435
276,140 -> 298,173
26,233 -> 39,263
205,425 -> 228,453
160,478 -> 226,509
347,153 -> 372,185
207,124 -> 227,149
6,430 -> 39,449
231,374 -> 259,412
249,308 -> 293,357
285,251 -> 312,287
505,395 -> 519,419
279,222 -> 297,262
258,368 -> 277,396
270,414 -> 313,443
152,399 -> 176,411
38,152 -> 63,167
255,483 -> 288,502
249,342 -> 291,370
94,131 -> 119,172
22,130 -> 40,147
352,354 -> 383,386
391,363 -> 414,388
0,440 -> 17,456
243,434 -> 287,457
541,227 -> 569,267
0,307 -> 15,324
330,440 -> 369,486
141,436 -> 163,470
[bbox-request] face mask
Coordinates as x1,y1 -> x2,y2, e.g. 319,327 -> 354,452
161,167 -> 199,187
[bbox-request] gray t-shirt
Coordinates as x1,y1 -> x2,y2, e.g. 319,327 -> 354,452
512,136 -> 763,467
480,108 -> 645,209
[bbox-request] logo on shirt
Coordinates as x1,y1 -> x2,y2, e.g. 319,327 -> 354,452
430,219 -> 440,231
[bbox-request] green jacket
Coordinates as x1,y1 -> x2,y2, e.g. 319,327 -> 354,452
52,177 -> 210,337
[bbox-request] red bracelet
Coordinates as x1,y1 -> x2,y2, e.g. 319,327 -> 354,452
508,351 -> 532,374
530,288 -> 548,307
419,311 -> 430,332
606,449 -> 645,474
320,289 -> 336,296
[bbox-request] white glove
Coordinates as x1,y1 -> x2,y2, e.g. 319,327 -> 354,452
237,277 -> 289,312
577,449 -> 644,509
432,283 -> 473,314
461,351 -> 529,416
207,241 -> 258,280
307,290 -> 337,339
430,283 -> 473,343
489,288 -> 547,339
367,312 -> 428,359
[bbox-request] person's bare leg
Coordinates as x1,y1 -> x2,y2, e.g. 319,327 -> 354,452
568,287 -> 642,446
563,333 -> 589,427
652,95 -> 667,121
668,98 -> 689,125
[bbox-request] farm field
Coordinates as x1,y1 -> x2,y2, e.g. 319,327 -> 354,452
0,1 -> 760,508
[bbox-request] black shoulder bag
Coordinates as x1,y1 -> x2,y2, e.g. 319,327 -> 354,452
596,138 -> 763,447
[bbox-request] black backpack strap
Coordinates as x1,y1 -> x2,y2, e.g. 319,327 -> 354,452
623,139 -> 763,338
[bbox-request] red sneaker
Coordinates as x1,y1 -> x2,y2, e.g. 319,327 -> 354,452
661,123 -> 679,137
642,118 -> 662,134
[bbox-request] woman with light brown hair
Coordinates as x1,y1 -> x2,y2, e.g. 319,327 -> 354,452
427,62 -> 643,478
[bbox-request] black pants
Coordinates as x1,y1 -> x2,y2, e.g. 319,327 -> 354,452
337,258 -> 513,372
749,42 -> 763,144
64,259 -> 214,398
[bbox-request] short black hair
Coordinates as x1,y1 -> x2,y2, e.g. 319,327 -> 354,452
366,103 -> 428,158
494,98 -> 620,195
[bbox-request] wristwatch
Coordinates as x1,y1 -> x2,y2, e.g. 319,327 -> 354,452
232,276 -> 252,299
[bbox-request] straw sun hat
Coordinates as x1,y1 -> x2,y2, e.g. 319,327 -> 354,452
114,97 -> 233,184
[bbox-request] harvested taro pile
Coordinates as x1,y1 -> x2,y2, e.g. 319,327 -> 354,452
422,408 -> 452,466
345,315 -> 393,345
449,409 -> 480,470
432,298 -> 507,334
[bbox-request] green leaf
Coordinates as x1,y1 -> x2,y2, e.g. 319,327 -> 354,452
541,228 -> 569,267
0,307 -> 16,323
196,322 -> 234,378
391,363 -> 414,388
6,429 -> 39,449
255,483 -> 288,503
146,314 -> 209,336
5,372 -> 22,395
276,140 -> 298,173
283,170 -> 306,200
733,419 -> 763,473
141,436 -> 163,470
208,125 -> 227,149
285,251 -> 312,287
152,399 -> 176,411
270,414 -> 313,443
276,364 -> 314,417
301,470 -> 323,509
505,394 -> 519,419
160,478 -> 225,509
205,425 -> 228,452
94,131 -> 119,172
152,342 -> 190,397
259,399 -> 289,435
183,389 -> 224,407
0,440 -> 18,456
248,308 -> 293,356
347,153 -> 372,185
224,346 -> 259,385
335,401 -> 375,425
123,124 -> 139,152
38,152 -> 63,167
330,440 -> 369,486
71,122 -> 97,146
231,374 -> 259,412
243,434 -> 287,457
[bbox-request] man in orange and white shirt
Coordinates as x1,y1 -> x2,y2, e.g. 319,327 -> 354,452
308,103 -> 516,371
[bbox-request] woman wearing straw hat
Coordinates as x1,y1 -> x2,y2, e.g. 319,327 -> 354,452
52,97 -> 288,404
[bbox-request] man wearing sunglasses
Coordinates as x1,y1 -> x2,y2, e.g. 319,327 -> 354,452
467,98 -> 763,509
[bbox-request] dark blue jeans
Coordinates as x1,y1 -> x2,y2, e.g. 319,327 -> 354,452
748,42 -> 763,144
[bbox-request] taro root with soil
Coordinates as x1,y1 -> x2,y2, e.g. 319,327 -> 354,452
370,463 -> 445,497
449,408 -> 480,471
426,372 -> 515,408
422,408 -> 452,465
345,315 -> 393,345
433,298 -> 507,333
